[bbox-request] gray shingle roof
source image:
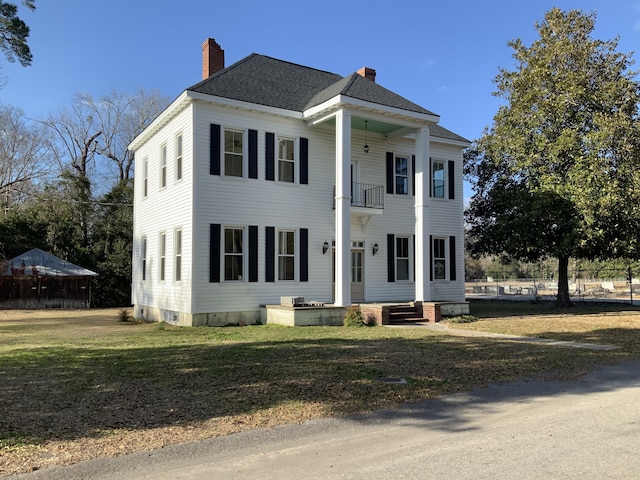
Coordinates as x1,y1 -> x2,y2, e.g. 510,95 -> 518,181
187,53 -> 469,144
188,54 -> 437,116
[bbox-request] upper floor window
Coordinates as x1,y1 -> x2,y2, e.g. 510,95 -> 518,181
433,237 -> 446,280
224,129 -> 243,177
160,144 -> 167,188
396,236 -> 410,281
395,156 -> 409,195
278,230 -> 295,280
432,160 -> 445,198
224,227 -> 244,281
175,133 -> 183,181
143,158 -> 148,197
278,138 -> 295,183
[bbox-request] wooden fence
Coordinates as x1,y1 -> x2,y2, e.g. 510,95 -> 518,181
0,275 -> 93,309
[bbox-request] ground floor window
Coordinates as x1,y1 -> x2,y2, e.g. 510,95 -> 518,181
224,227 -> 244,281
433,237 -> 447,280
396,236 -> 410,281
278,230 -> 295,280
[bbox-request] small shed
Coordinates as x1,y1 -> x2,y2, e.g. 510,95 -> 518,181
0,248 -> 97,309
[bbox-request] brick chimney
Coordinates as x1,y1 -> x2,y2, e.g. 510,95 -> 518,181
202,38 -> 225,79
357,66 -> 376,82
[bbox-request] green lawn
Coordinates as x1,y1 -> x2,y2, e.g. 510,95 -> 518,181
1,302 -> 639,475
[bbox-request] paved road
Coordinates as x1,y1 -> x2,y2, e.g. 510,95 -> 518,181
16,361 -> 640,480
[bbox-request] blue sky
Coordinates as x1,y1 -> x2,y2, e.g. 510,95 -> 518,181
1,0 -> 639,197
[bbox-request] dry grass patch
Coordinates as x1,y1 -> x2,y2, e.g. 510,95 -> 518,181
1,303 -> 639,475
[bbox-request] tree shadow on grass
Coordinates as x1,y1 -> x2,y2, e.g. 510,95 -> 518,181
0,328 -> 637,447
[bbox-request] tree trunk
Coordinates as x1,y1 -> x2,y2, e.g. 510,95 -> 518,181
556,256 -> 572,307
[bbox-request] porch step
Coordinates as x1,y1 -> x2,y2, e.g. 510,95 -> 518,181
387,305 -> 426,324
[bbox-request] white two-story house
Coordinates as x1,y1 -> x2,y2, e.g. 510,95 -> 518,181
129,39 -> 470,326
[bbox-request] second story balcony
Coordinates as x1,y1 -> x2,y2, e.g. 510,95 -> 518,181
333,182 -> 384,210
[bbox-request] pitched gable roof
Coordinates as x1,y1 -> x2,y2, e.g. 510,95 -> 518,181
188,54 -> 343,112
305,72 -> 436,116
187,54 -> 437,117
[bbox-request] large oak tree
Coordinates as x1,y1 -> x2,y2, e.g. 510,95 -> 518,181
465,8 -> 640,306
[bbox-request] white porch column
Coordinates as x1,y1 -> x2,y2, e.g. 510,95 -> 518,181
334,110 -> 351,306
415,126 -> 431,302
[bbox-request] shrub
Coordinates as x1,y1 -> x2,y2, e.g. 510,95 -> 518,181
343,305 -> 369,327
446,314 -> 478,324
116,308 -> 131,322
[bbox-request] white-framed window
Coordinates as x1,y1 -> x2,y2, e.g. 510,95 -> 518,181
224,129 -> 244,177
224,227 -> 244,281
432,160 -> 445,198
433,237 -> 447,280
395,155 -> 409,195
175,133 -> 183,181
159,231 -> 166,282
396,236 -> 410,281
278,230 -> 295,280
278,137 -> 295,183
174,228 -> 182,282
143,158 -> 148,197
160,144 -> 167,188
141,236 -> 147,281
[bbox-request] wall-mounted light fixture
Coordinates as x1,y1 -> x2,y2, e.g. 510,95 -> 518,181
322,241 -> 329,255
363,120 -> 369,154
372,243 -> 379,255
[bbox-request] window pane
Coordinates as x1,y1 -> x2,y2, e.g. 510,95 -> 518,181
225,153 -> 242,177
434,259 -> 446,279
395,157 -> 407,175
397,259 -> 409,281
396,237 -> 408,257
278,257 -> 294,280
225,255 -> 243,281
279,160 -> 294,182
433,161 -> 445,198
225,229 -> 242,253
225,130 -> 243,154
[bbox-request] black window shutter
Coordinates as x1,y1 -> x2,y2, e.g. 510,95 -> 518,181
300,228 -> 308,282
248,129 -> 258,179
300,137 -> 309,185
265,226 -> 275,282
210,124 -> 221,176
448,160 -> 455,199
429,235 -> 433,281
248,225 -> 258,282
387,233 -> 395,282
265,132 -> 275,181
449,235 -> 457,281
386,152 -> 394,194
411,155 -> 415,196
210,224 -> 221,282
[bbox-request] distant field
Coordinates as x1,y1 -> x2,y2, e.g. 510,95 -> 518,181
1,303 -> 639,475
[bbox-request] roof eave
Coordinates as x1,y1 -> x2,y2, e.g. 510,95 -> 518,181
304,94 -> 440,128
128,91 -> 191,151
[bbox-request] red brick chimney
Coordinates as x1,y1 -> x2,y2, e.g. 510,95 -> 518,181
357,66 -> 376,82
202,38 -> 225,79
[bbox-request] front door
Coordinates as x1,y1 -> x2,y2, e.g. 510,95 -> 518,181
332,243 -> 366,303
350,248 -> 364,302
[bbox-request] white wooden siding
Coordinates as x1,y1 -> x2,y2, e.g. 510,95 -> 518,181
133,100 -> 467,318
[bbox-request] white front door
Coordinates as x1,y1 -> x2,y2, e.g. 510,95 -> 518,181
332,243 -> 365,303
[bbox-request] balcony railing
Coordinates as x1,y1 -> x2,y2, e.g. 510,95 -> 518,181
333,183 -> 384,209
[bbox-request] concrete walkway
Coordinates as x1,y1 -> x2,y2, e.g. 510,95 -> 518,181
386,321 -> 620,351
